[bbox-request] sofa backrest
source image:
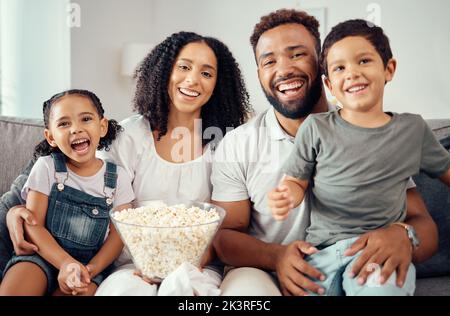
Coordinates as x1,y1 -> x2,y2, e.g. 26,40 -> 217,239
413,119 -> 450,277
0,116 -> 43,195
0,116 -> 449,195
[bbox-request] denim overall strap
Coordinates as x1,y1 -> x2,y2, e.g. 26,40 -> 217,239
104,161 -> 117,189
51,152 -> 67,173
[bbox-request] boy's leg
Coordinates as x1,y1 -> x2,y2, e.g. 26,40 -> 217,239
342,256 -> 416,296
304,238 -> 357,296
0,262 -> 47,295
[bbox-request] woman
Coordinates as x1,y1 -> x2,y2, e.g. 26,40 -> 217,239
95,32 -> 252,295
1,31 -> 252,295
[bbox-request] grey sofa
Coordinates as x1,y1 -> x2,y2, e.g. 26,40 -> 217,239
0,115 -> 449,295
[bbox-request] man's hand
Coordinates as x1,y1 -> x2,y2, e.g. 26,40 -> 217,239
268,185 -> 295,221
6,205 -> 38,255
275,241 -> 326,296
345,225 -> 412,287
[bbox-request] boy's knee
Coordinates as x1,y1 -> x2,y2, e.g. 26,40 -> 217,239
343,264 -> 416,296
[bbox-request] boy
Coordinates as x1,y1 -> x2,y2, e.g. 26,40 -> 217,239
267,19 -> 450,295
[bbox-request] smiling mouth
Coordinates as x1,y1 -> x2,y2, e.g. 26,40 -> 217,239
71,138 -> 90,152
276,80 -> 305,96
345,84 -> 368,94
178,88 -> 201,97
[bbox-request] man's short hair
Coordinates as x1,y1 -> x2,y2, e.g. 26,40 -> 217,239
321,19 -> 393,77
250,9 -> 321,57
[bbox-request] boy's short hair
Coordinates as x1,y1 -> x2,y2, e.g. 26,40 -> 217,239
250,9 -> 321,57
321,19 -> 393,77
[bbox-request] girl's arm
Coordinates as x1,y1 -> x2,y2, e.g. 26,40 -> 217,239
24,190 -> 76,269
86,203 -> 132,277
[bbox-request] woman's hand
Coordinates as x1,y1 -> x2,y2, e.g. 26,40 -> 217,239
6,205 -> 39,255
344,225 -> 412,287
58,260 -> 91,296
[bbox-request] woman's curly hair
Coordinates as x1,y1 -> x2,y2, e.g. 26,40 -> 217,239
133,31 -> 252,147
34,89 -> 122,158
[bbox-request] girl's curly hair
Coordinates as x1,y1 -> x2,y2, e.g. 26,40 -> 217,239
133,31 -> 252,147
34,89 -> 122,158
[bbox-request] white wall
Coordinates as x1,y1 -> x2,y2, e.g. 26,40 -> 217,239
71,0 -> 450,120
71,0 -> 155,121
1,0 -> 70,118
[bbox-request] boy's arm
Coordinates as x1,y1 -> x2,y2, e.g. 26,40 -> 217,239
24,190 -> 75,269
439,168 -> 450,186
86,203 -> 132,277
283,176 -> 309,208
268,176 -> 309,221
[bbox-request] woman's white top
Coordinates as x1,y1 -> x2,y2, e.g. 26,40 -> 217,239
97,114 -> 213,207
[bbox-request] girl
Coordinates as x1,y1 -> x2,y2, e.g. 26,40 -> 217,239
0,90 -> 134,296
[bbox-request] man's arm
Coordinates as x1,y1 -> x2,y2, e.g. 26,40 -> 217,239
213,199 -> 279,269
404,188 -> 438,262
212,199 -> 325,296
2,159 -> 39,255
439,168 -> 450,186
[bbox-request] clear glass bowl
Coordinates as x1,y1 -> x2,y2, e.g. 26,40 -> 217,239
110,201 -> 226,280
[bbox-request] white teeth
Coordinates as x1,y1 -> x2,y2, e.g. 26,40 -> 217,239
179,88 -> 200,97
347,85 -> 366,93
278,81 -> 304,92
71,139 -> 88,145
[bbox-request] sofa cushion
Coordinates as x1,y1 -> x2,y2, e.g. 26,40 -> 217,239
414,132 -> 450,278
415,276 -> 450,296
0,116 -> 43,196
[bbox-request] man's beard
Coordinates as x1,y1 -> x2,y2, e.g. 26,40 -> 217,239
262,74 -> 323,119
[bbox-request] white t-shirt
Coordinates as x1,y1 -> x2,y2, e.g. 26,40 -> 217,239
212,108 -> 310,245
211,107 -> 416,246
96,114 -> 213,207
22,155 -> 135,208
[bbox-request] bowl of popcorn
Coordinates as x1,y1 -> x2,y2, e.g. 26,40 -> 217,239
110,201 -> 226,280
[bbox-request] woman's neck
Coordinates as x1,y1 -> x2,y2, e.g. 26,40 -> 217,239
167,109 -> 202,133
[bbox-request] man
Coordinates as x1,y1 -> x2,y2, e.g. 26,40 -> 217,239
211,9 -> 437,296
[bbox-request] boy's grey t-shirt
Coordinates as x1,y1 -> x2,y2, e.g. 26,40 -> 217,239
282,110 -> 450,247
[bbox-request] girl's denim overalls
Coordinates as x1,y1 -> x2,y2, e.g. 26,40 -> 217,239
3,152 -> 117,294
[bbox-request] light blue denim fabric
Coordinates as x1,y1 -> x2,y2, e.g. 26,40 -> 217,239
305,237 -> 416,296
